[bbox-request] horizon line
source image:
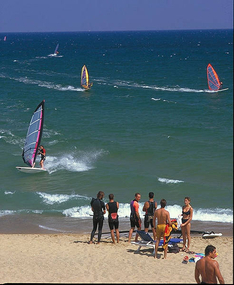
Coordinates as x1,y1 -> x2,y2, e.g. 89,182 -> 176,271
0,28 -> 233,34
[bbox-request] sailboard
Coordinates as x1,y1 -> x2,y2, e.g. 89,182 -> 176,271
53,43 -> 59,55
202,231 -> 222,239
207,63 -> 228,92
81,65 -> 93,90
16,100 -> 46,173
48,43 -> 59,57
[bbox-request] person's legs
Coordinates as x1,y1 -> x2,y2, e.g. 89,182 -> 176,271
164,244 -> 168,259
128,227 -> 134,242
90,219 -> 98,243
116,228 -> 120,243
110,229 -> 115,243
186,223 -> 191,250
154,239 -> 160,259
181,226 -> 186,250
97,218 -> 104,243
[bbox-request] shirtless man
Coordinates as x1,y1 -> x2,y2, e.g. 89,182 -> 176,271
195,245 -> 224,284
153,199 -> 171,259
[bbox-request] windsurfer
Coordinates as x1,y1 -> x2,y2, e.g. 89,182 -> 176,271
38,145 -> 46,169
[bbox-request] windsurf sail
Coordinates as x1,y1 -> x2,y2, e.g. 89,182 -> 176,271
207,63 -> 221,91
54,43 -> 59,55
22,100 -> 45,167
81,65 -> 93,89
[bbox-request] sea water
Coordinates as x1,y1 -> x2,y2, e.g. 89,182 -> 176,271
0,30 -> 233,235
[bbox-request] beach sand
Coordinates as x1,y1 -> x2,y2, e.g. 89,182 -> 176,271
0,233 -> 232,284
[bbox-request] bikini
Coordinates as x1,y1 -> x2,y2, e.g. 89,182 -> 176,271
182,208 -> 190,224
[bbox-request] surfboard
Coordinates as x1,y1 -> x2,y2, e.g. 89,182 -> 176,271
16,167 -> 47,173
202,231 -> 222,238
217,88 -> 229,92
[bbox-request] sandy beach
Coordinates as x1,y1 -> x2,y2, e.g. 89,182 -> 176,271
0,233 -> 232,284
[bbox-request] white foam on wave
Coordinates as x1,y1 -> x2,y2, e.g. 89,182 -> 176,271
151,98 -> 177,104
61,202 -> 233,224
158,177 -> 184,184
39,225 -> 69,232
9,76 -> 84,92
111,79 -> 211,93
37,192 -> 89,205
44,149 -> 107,174
0,129 -> 24,146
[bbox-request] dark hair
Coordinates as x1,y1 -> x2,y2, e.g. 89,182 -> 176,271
135,192 -> 140,197
184,197 -> 191,202
109,194 -> 114,200
149,192 -> 154,199
160,199 -> 167,208
205,245 -> 216,256
97,191 -> 104,199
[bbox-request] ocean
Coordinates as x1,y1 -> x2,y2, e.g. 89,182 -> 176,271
0,30 -> 233,236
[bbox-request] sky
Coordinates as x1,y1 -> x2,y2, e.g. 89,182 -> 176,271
0,0 -> 233,33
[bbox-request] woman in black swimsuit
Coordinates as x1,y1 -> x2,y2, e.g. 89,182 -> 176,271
181,197 -> 193,252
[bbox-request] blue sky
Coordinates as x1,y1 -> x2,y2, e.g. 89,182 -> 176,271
0,0 -> 233,33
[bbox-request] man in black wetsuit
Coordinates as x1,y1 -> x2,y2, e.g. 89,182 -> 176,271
89,191 -> 106,244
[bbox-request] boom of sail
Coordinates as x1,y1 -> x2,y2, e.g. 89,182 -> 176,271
81,65 -> 93,90
22,100 -> 45,167
207,63 -> 221,91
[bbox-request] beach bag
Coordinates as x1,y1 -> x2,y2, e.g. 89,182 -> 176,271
168,243 -> 180,253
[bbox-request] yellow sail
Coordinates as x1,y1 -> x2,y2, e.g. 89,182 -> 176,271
81,65 -> 92,90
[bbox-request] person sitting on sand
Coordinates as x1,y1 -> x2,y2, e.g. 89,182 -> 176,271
195,244 -> 224,284
153,199 -> 171,259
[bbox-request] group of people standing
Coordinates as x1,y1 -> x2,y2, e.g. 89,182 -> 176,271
88,190 -> 193,255
88,191 -> 225,283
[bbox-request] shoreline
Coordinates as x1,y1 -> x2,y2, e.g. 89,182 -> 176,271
0,233 -> 233,283
0,214 -> 233,237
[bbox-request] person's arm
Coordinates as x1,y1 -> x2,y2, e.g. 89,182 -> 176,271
167,212 -> 172,226
154,201 -> 157,210
214,261 -> 225,284
153,210 -> 157,229
194,263 -> 201,284
116,201 -> 119,210
142,201 -> 148,212
134,202 -> 141,221
106,203 -> 109,213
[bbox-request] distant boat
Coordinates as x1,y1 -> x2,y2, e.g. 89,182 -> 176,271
4,36 -> 7,41
53,43 -> 59,55
81,65 -> 93,90
48,44 -> 59,57
16,100 -> 46,173
207,63 -> 222,91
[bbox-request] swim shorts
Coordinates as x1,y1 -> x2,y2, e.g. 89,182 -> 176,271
156,224 -> 166,240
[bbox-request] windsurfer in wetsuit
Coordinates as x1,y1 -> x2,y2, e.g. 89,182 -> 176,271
143,192 -> 157,240
106,193 -> 120,244
89,191 -> 106,244
38,145 -> 46,169
128,192 -> 141,243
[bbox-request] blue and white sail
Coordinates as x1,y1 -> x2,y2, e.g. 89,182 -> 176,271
22,100 -> 45,167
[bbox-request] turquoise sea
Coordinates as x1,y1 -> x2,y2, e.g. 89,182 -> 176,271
0,30 -> 233,235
